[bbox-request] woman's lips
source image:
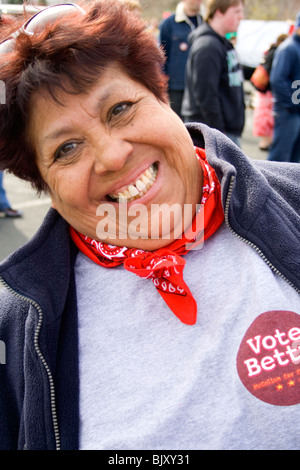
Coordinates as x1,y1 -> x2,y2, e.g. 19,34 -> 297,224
107,162 -> 158,203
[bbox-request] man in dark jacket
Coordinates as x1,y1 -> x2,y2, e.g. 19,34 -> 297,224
159,0 -> 203,119
181,0 -> 245,146
267,11 -> 300,163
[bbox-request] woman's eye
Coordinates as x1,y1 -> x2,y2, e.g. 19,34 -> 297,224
55,141 -> 78,160
110,101 -> 133,119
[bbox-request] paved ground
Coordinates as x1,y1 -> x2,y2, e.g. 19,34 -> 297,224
0,103 -> 266,262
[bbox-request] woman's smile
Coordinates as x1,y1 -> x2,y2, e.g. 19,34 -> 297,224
106,162 -> 158,203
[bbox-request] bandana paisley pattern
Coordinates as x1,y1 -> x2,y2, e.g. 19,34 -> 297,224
70,148 -> 224,325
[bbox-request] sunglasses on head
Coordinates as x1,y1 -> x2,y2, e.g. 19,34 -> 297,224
0,3 -> 85,54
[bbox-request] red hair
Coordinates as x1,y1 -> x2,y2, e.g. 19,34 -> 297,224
0,0 -> 168,192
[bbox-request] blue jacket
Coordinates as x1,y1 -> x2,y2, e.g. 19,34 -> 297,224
159,2 -> 202,90
0,124 -> 299,449
270,33 -> 300,112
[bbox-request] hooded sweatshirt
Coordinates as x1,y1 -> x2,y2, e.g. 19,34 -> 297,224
181,23 -> 245,136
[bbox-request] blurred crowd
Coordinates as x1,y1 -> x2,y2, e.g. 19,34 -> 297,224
157,0 -> 300,162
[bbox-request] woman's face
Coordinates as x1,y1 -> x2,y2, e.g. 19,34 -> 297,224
29,63 -> 202,250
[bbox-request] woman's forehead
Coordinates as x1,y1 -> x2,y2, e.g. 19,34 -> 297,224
31,63 -> 141,107
28,64 -> 152,149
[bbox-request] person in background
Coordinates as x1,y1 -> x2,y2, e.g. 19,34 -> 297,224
159,0 -> 203,120
181,0 -> 245,147
0,171 -> 22,218
267,11 -> 300,163
252,34 -> 288,152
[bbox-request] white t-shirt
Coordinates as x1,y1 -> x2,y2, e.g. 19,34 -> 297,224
75,223 -> 300,450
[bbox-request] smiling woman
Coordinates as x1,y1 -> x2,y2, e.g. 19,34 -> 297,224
0,0 -> 204,249
0,0 -> 299,452
28,63 -> 203,249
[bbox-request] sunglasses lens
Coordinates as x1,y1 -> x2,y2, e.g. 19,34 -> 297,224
0,3 -> 85,54
0,39 -> 14,54
25,3 -> 83,34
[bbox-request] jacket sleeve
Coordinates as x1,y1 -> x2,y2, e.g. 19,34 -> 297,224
270,46 -> 300,111
189,38 -> 226,131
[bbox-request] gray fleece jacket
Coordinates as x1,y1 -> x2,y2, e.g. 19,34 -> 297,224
0,123 -> 299,450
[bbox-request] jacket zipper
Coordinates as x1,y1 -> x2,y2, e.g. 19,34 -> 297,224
0,277 -> 61,450
224,175 -> 300,295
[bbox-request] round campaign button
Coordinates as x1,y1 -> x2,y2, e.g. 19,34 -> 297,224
236,310 -> 300,406
179,42 -> 188,51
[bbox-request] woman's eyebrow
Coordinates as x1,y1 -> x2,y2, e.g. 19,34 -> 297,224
39,126 -> 75,145
39,86 -> 120,145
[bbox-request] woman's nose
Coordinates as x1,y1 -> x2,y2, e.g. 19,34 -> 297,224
93,134 -> 134,174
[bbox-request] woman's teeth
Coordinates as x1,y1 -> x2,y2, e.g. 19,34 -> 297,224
108,163 -> 158,203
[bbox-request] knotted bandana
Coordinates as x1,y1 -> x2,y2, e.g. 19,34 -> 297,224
70,148 -> 224,325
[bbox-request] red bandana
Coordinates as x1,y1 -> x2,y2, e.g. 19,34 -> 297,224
70,148 -> 224,325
